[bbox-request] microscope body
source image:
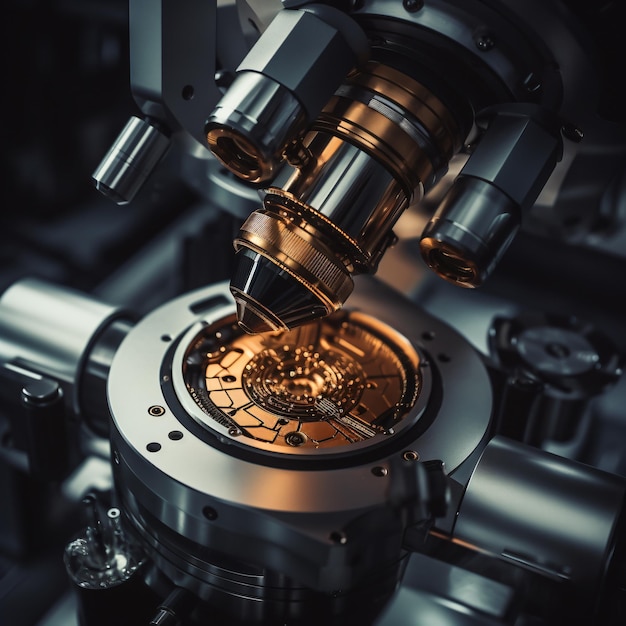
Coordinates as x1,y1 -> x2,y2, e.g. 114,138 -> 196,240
2,1 -> 626,625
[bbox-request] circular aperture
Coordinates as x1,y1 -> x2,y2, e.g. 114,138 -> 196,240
206,128 -> 264,182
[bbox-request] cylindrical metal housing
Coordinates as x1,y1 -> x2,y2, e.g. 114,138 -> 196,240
0,278 -> 132,416
206,72 -> 306,184
105,279 -> 493,623
236,7 -> 368,118
206,6 -> 369,185
92,115 -> 171,205
454,436 -> 626,614
420,105 -> 563,287
420,177 -> 520,287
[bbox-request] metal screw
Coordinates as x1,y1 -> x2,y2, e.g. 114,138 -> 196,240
403,0 -> 424,12
203,506 -> 218,521
561,124 -> 584,143
285,431 -> 307,446
475,34 -> 495,51
402,450 -> 420,461
148,405 -> 165,416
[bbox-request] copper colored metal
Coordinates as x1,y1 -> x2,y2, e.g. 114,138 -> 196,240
315,61 -> 463,195
182,309 -> 421,452
231,61 -> 464,332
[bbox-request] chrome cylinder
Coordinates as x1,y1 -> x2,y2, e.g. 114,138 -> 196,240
269,133 -> 408,265
420,105 -> 563,286
454,436 -> 626,616
92,116 -> 171,205
206,5 -> 369,185
206,73 -> 306,184
0,278 -> 132,416
420,177 -> 520,287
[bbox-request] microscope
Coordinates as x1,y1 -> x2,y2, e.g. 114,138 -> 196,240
1,1 -> 626,625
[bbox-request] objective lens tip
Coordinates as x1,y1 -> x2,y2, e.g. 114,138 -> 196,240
235,297 -> 284,335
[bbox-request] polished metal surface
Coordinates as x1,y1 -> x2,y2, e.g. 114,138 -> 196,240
0,278 -> 130,415
206,72 -> 305,184
206,4 -> 368,184
4,1 -> 626,625
375,552 -> 516,626
454,436 -> 626,616
269,136 -> 407,250
351,0 -> 597,122
229,138 -> 405,332
106,277 -> 492,609
92,116 -> 171,205
420,177 -> 519,287
228,59 -> 463,332
234,7 -> 368,118
420,106 -> 563,287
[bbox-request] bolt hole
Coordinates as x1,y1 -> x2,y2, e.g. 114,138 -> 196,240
285,431 -> 307,447
202,506 -> 218,521
168,430 -> 183,441
182,85 -> 194,100
330,531 -> 347,545
402,450 -> 420,461
146,442 -> 161,453
438,353 -> 451,363
161,334 -> 172,342
107,508 -> 120,520
422,331 -> 436,341
148,405 -> 165,416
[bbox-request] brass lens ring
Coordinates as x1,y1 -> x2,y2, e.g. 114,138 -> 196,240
228,61 -> 466,332
315,61 -> 463,198
420,237 -> 479,287
206,127 -> 269,183
235,208 -> 354,308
